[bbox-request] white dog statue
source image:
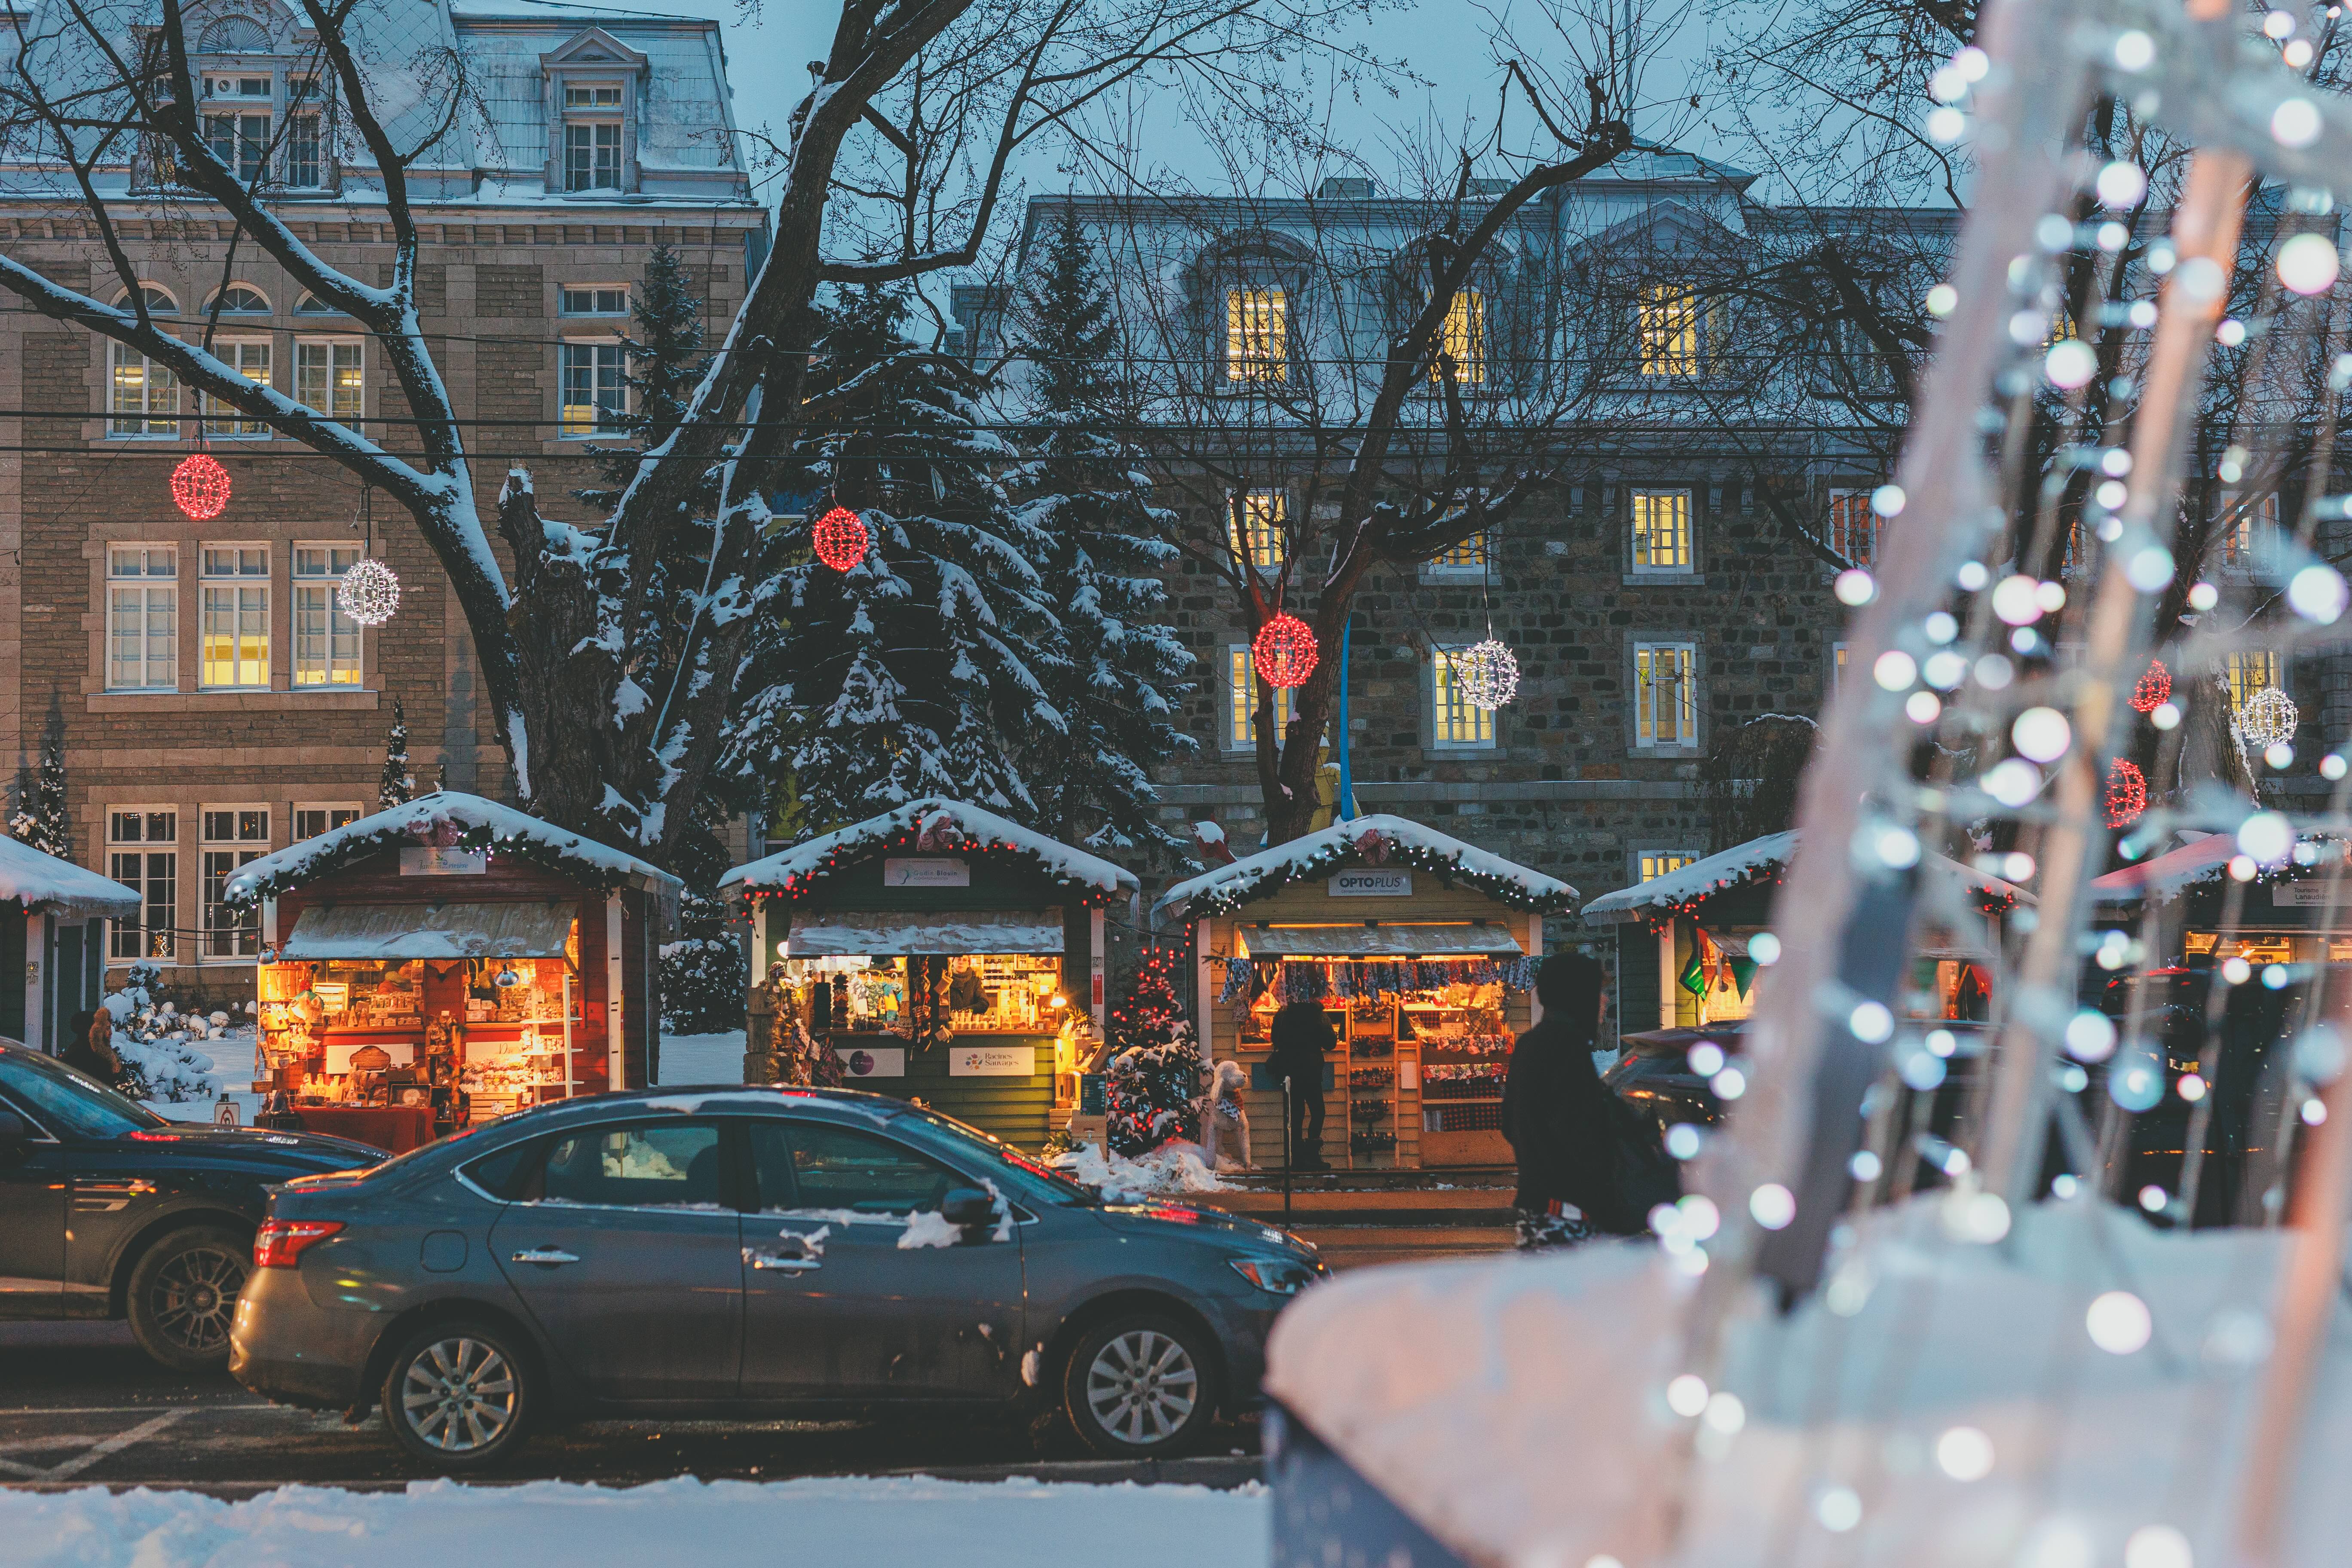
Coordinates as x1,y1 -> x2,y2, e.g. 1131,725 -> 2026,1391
1199,1059 -> 1254,1172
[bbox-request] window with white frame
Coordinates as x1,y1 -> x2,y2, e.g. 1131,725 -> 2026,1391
200,340 -> 272,436
1424,533 -> 1491,578
560,285 -> 629,316
1634,641 -> 1699,747
560,340 -> 626,435
1826,488 -> 1879,566
1231,490 -> 1287,570
1638,284 -> 1704,377
285,77 -> 326,187
2219,491 -> 2279,566
200,808 -> 269,958
1636,848 -> 1700,884
201,77 -> 271,184
2225,649 -> 2283,711
1432,290 -> 1485,384
1830,641 -> 1848,698
293,544 -> 362,686
1224,287 -> 1286,383
1630,489 -> 1694,573
107,545 -> 179,692
200,545 -> 270,689
110,342 -> 180,436
562,84 -> 624,191
209,285 -> 269,314
294,804 -> 363,839
1225,645 -> 1296,749
295,339 -> 363,420
108,810 -> 178,960
1430,649 -> 1497,749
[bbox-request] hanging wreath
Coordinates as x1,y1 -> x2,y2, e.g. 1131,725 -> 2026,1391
1458,638 -> 1521,710
2105,758 -> 2147,827
2128,660 -> 2171,714
1252,613 -> 1318,689
2236,686 -> 2299,750
812,505 -> 870,572
337,557 -> 401,626
171,454 -> 231,521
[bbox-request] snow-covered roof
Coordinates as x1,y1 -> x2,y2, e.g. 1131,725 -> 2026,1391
2087,832 -> 2237,905
0,836 -> 140,919
1152,815 -> 1577,922
722,799 -> 1140,904
223,791 -> 682,908
1581,830 -> 2035,925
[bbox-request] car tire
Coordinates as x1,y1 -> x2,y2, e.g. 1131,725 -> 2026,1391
380,1321 -> 536,1470
1063,1313 -> 1218,1458
126,1223 -> 250,1373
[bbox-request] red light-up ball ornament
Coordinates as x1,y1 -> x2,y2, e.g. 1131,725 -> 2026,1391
1252,613 -> 1318,689
2129,660 -> 2171,714
2106,757 -> 2147,827
171,453 -> 231,521
812,505 -> 870,572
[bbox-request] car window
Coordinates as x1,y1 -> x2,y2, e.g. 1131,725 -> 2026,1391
753,1121 -> 954,1215
536,1122 -> 725,1210
458,1136 -> 545,1200
890,1105 -> 1096,1207
0,1050 -> 166,1139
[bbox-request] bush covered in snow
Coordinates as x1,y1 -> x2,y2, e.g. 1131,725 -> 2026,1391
102,962 -> 247,1102
662,936 -> 745,1033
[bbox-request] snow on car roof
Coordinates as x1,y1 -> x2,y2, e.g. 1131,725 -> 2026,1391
722,798 -> 1140,902
1153,814 -> 1577,921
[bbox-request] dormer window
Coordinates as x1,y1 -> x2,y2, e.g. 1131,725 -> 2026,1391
205,75 -> 270,99
564,85 -> 623,191
566,84 -> 621,110
542,30 -> 649,197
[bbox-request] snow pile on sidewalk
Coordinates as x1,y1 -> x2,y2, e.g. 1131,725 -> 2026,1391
1054,1138 -> 1232,1195
655,1028 -> 750,1085
0,1474 -> 1267,1568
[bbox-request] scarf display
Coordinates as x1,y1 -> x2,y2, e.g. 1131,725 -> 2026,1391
1217,954 -> 1539,1004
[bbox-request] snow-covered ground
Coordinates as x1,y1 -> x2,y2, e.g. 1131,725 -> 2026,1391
656,1028 -> 750,1085
1054,1138 -> 1233,1194
0,1475 -> 1266,1568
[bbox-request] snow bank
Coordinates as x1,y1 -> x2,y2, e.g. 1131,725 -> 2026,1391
1055,1138 -> 1232,1195
0,1475 -> 1268,1568
1265,1193 -> 2352,1568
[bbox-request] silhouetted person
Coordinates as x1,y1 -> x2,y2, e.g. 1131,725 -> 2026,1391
1268,1000 -> 1334,1170
1503,954 -> 1623,1247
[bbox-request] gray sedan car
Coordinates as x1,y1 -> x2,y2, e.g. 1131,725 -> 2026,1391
230,1086 -> 1324,1468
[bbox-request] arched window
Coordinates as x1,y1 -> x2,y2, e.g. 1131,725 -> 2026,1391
119,284 -> 178,315
1196,230 -> 1314,388
293,292 -> 343,315
210,285 -> 270,314
200,15 -> 271,52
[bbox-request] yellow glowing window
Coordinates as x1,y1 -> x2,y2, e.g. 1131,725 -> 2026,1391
2220,492 -> 2278,565
1639,285 -> 1702,377
2225,650 -> 2281,711
1635,642 -> 1697,746
1631,490 -> 1694,572
1432,290 -> 1485,383
1826,489 -> 1879,566
1225,287 -> 1286,383
1431,649 -> 1495,748
1639,851 -> 1697,883
201,340 -> 272,436
1428,534 -> 1489,573
201,545 -> 270,689
1227,645 -> 1295,748
1231,490 -> 1287,570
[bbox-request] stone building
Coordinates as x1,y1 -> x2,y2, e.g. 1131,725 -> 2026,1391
0,0 -> 761,995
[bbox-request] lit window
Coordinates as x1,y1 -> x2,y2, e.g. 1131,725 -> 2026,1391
201,808 -> 269,959
107,546 -> 178,692
560,286 -> 630,315
110,342 -> 179,436
293,545 -> 362,686
1225,287 -> 1286,383
1639,284 -> 1703,377
1830,642 -> 1848,697
1430,649 -> 1496,749
1226,645 -> 1295,749
560,341 -> 626,435
1433,290 -> 1485,384
201,340 -> 272,437
296,340 -> 363,420
1635,642 -> 1698,747
1231,490 -> 1287,570
1631,489 -> 1694,573
295,805 -> 362,839
1638,850 -> 1698,883
1826,489 -> 1879,567
200,545 -> 270,689
1425,534 -> 1490,577
108,810 -> 178,960
2220,491 -> 2279,565
565,119 -> 622,191
2225,650 -> 2282,711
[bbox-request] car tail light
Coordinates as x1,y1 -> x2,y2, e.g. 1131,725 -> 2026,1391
254,1219 -> 344,1269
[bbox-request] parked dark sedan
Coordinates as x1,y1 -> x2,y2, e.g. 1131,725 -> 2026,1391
0,1038 -> 383,1369
230,1086 -> 1326,1469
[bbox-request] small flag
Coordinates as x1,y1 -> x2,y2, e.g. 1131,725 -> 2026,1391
1728,957 -> 1758,999
1678,949 -> 1707,998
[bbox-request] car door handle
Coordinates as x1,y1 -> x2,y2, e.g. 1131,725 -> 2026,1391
745,1250 -> 820,1272
511,1248 -> 580,1266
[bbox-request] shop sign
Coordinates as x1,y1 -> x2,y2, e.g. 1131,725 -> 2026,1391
835,1046 -> 906,1079
949,1044 -> 1035,1076
883,857 -> 971,888
2270,882 -> 2337,906
1329,869 -> 1412,897
400,847 -> 487,876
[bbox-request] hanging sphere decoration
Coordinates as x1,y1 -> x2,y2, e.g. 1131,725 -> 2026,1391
812,505 -> 871,572
2105,757 -> 2147,827
1252,613 -> 1319,689
337,557 -> 401,626
170,453 -> 231,521
2128,659 -> 2171,714
2236,686 -> 2299,750
1457,638 -> 1521,711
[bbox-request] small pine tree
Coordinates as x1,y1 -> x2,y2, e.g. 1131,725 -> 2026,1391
1010,207 -> 1194,852
7,696 -> 71,859
1104,945 -> 1203,1155
379,699 -> 415,807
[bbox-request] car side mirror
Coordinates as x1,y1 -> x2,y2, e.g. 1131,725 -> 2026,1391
0,1109 -> 29,1163
940,1187 -> 996,1230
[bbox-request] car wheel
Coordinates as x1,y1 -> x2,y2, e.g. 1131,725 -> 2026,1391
380,1322 -> 535,1470
1063,1314 -> 1217,1458
127,1224 -> 249,1373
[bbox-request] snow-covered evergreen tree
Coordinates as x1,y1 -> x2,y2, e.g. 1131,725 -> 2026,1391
1010,208 -> 1193,851
379,699 -> 414,808
723,285 -> 1061,827
7,696 -> 71,859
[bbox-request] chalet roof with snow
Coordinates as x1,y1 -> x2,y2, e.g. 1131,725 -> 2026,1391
721,799 -> 1140,905
1153,815 -> 1578,922
0,836 -> 140,920
1581,830 -> 2034,925
222,791 -> 682,907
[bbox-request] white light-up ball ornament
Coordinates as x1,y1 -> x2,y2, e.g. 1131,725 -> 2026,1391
337,557 -> 401,626
1457,639 -> 1520,711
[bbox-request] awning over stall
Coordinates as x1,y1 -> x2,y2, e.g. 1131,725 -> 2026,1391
1237,923 -> 1528,958
278,901 -> 577,961
784,908 -> 1065,957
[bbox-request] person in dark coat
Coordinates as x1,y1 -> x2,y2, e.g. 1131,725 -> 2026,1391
58,1008 -> 124,1088
1267,1000 -> 1334,1170
1502,953 -> 1623,1248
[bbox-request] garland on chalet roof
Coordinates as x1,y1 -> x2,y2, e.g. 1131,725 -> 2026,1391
1159,817 -> 1577,920
725,799 -> 1138,907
